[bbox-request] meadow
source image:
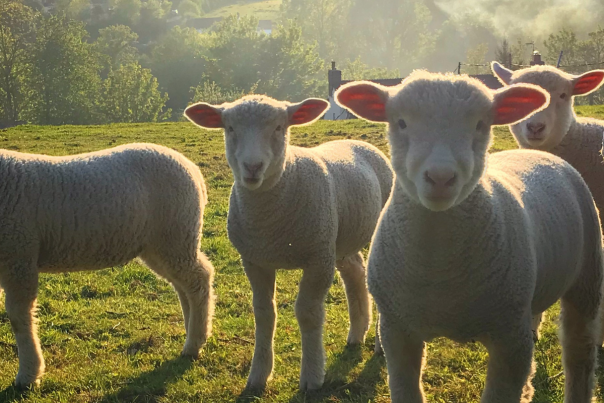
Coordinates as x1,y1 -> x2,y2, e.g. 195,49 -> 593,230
1,105 -> 604,402
204,0 -> 282,20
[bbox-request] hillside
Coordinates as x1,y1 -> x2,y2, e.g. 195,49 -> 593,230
0,112 -> 603,402
204,0 -> 282,20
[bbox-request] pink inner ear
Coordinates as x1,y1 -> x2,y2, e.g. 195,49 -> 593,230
290,100 -> 328,125
493,87 -> 548,125
185,104 -> 223,128
336,85 -> 387,122
573,71 -> 604,96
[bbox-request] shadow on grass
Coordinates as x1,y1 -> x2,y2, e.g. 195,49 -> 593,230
95,356 -> 192,403
595,347 -> 604,400
237,345 -> 385,403
287,351 -> 385,403
0,385 -> 35,403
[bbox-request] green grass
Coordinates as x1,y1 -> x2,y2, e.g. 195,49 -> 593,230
0,107 -> 601,402
204,0 -> 281,20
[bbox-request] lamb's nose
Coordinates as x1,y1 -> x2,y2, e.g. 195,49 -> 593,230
424,168 -> 457,187
244,162 -> 263,176
527,122 -> 546,134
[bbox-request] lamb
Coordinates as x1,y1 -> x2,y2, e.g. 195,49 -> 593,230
491,62 -> 604,340
336,72 -> 603,403
184,95 -> 393,391
0,143 -> 215,389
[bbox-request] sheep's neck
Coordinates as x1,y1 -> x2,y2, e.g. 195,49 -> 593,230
393,181 -> 499,280
552,119 -> 604,177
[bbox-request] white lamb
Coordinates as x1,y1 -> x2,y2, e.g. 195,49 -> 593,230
184,95 -> 393,391
491,62 -> 604,340
336,73 -> 603,403
0,143 -> 215,388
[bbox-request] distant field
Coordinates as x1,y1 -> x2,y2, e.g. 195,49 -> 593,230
205,0 -> 282,20
0,108 -> 602,402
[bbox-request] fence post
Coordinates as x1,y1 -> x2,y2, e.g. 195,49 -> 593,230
457,62 -> 461,75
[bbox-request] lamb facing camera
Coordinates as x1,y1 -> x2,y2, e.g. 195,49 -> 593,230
185,95 -> 393,391
337,72 -> 603,403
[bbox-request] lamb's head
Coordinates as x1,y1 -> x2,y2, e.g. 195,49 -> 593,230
492,62 -> 604,150
184,95 -> 328,191
336,71 -> 549,212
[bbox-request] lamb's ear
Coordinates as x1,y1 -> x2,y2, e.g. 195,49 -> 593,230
572,70 -> 604,96
335,81 -> 389,122
287,98 -> 329,126
184,102 -> 224,129
491,61 -> 513,85
492,84 -> 550,125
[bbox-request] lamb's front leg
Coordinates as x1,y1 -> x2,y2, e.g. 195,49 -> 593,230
2,269 -> 44,389
296,262 -> 335,391
379,315 -> 425,403
481,326 -> 535,403
244,262 -> 277,390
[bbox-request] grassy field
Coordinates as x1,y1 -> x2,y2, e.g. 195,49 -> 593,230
0,107 -> 603,402
204,0 -> 282,20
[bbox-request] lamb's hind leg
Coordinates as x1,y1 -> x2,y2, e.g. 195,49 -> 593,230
1,268 -> 44,389
531,312 -> 544,341
336,252 -> 372,345
143,251 -> 215,359
559,296 -> 599,403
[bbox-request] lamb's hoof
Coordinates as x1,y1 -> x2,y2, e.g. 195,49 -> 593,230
299,372 -> 324,391
180,346 -> 200,360
244,379 -> 267,393
346,331 -> 366,346
14,374 -> 40,391
532,330 -> 539,343
374,342 -> 384,355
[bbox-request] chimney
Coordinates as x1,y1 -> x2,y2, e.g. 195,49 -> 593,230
530,51 -> 545,66
328,61 -> 342,97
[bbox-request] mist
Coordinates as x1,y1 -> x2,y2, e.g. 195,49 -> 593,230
435,0 -> 604,41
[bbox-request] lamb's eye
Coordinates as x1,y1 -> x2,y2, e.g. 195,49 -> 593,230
275,125 -> 282,132
476,120 -> 484,131
560,93 -> 567,99
398,119 -> 407,130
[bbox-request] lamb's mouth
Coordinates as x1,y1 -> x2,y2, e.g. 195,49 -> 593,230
527,133 -> 545,142
243,177 -> 260,185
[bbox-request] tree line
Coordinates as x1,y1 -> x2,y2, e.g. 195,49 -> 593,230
2,0 -> 604,127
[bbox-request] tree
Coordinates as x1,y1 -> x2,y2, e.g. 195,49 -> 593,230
22,15 -> 102,125
101,62 -> 169,122
543,28 -> 580,67
495,39 -> 511,68
95,24 -> 139,75
281,0 -> 352,61
0,0 -> 38,125
203,16 -> 324,101
177,0 -> 202,18
464,43 -> 489,75
348,0 -> 436,73
136,0 -> 171,43
111,0 -> 142,25
190,80 -> 250,104
146,25 -> 206,114
341,57 -> 399,80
